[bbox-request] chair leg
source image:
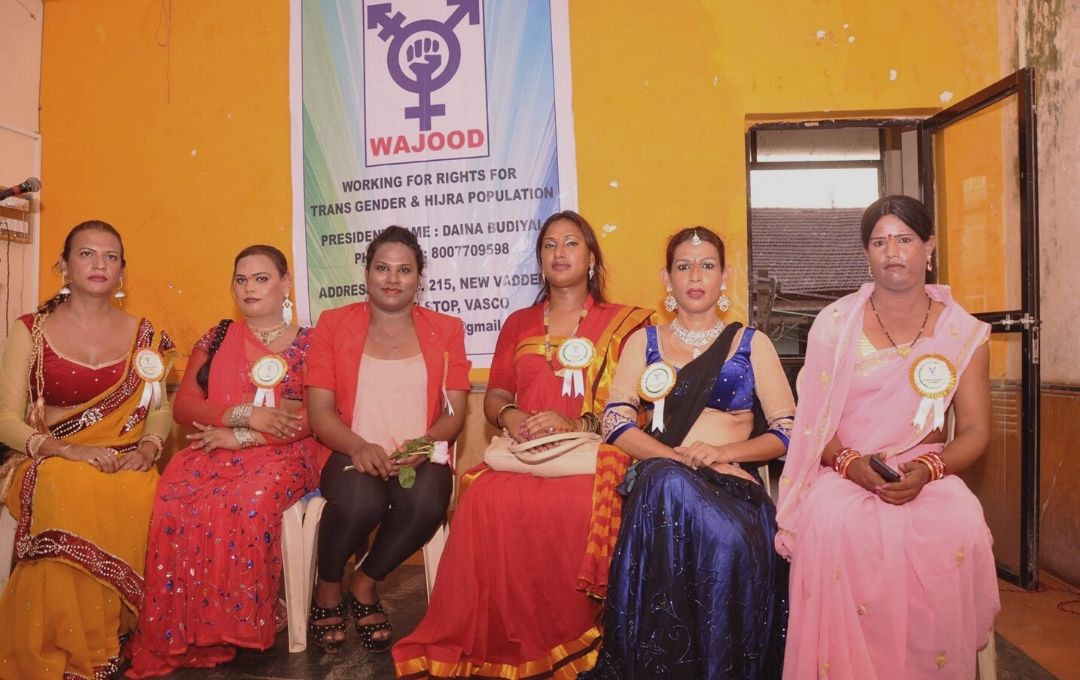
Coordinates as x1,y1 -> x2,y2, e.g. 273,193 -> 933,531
422,522 -> 448,599
0,506 -> 16,593
301,497 -> 328,631
281,499 -> 308,653
977,628 -> 997,679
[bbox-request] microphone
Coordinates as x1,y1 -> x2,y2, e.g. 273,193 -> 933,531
0,177 -> 41,201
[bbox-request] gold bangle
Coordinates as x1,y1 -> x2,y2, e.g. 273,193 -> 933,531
495,402 -> 519,429
228,403 -> 254,428
25,432 -> 49,458
139,433 -> 166,461
233,427 -> 258,449
579,411 -> 601,434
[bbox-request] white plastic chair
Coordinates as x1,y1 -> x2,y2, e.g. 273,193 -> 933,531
977,631 -> 997,679
0,504 -> 16,593
280,491 -> 327,653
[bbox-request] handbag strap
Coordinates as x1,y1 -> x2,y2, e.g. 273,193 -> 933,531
509,431 -> 601,453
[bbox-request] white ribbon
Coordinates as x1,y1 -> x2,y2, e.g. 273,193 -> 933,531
443,385 -> 455,415
137,381 -> 162,412
912,396 -> 945,431
253,387 -> 276,408
562,368 -> 585,397
651,397 -> 666,433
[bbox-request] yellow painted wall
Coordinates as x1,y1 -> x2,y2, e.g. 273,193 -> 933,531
38,1 -> 1002,363
38,1 -> 292,369
570,1 -> 1001,319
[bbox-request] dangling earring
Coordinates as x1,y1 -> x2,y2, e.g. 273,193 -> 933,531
664,288 -> 678,313
113,277 -> 126,304
282,298 -> 294,325
717,283 -> 731,312
588,263 -> 595,280
926,255 -> 933,272
867,263 -> 873,278
58,275 -> 71,296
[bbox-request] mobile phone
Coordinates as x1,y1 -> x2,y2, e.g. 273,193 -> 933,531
869,456 -> 902,483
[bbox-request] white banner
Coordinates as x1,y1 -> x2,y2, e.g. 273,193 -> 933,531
289,0 -> 577,367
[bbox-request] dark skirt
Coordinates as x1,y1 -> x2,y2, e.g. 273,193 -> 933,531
582,458 -> 787,680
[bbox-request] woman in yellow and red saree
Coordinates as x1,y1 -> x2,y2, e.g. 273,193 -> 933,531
393,211 -> 652,679
0,221 -> 176,680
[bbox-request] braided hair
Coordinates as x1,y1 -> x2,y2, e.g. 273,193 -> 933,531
195,319 -> 234,392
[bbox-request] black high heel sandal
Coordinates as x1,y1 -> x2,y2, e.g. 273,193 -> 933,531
308,598 -> 348,653
346,592 -> 393,653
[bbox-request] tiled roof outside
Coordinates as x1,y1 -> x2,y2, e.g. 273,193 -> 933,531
750,208 -> 870,296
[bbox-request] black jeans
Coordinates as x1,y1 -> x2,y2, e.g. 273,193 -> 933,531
316,452 -> 452,582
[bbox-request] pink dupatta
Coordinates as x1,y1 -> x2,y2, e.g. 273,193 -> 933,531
208,323 -> 287,405
775,283 -> 999,679
775,283 -> 989,557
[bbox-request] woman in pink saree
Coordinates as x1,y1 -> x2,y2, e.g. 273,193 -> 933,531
775,195 -> 999,679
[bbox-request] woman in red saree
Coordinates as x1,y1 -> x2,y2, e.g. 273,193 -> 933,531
393,211 -> 652,679
776,196 -> 999,679
126,245 -> 326,677
0,221 -> 176,680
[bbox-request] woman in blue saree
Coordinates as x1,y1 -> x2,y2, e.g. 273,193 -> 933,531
582,227 -> 794,680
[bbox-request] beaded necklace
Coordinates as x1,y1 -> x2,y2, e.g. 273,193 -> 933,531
869,293 -> 932,358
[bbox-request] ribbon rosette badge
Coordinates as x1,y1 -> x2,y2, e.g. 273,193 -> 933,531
909,353 -> 957,431
639,362 -> 676,433
134,349 -> 166,411
251,355 -> 288,408
557,338 -> 595,397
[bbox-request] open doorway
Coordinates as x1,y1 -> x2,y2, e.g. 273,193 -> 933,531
745,119 -> 921,385
745,68 -> 1041,589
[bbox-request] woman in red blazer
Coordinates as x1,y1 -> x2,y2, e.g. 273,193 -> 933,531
304,226 -> 470,653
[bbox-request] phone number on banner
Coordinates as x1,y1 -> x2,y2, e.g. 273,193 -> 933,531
429,242 -> 511,259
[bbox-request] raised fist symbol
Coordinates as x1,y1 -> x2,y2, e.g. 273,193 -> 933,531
406,37 -> 442,80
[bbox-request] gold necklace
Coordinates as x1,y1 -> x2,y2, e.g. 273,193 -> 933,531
248,321 -> 289,346
869,294 -> 931,357
543,303 -> 588,376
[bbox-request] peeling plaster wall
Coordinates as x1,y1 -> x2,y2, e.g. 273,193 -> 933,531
1019,0 -> 1080,588
1025,0 -> 1080,385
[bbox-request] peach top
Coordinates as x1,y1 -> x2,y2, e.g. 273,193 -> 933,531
351,352 -> 427,452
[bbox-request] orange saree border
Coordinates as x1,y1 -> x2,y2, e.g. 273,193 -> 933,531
395,627 -> 601,679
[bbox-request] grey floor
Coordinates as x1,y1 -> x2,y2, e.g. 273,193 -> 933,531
161,565 -> 428,680
156,564 -> 1058,680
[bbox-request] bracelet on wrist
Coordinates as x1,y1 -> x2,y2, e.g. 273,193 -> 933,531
495,402 -> 519,430
914,452 -> 947,481
25,432 -> 49,459
579,411 -> 601,434
139,433 -> 166,462
233,427 -> 258,449
832,447 -> 862,479
228,403 -> 254,428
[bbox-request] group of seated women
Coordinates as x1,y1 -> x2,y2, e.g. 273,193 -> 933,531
0,196 -> 1000,680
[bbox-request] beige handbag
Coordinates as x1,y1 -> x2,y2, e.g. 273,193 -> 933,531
483,431 -> 601,477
